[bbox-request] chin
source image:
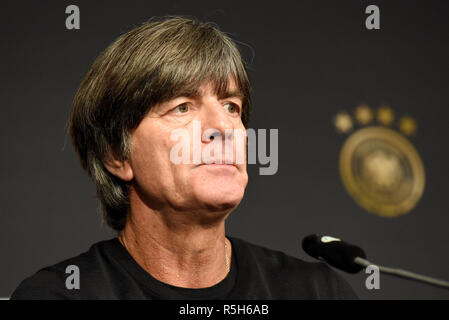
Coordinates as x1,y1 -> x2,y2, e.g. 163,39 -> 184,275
197,188 -> 245,211
190,169 -> 247,211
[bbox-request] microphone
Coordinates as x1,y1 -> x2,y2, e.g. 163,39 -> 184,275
302,234 -> 449,290
302,234 -> 366,273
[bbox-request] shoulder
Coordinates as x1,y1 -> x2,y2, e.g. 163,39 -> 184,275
229,237 -> 358,299
10,239 -> 117,300
230,236 -> 326,274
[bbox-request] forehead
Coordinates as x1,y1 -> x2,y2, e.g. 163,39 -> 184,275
173,76 -> 244,101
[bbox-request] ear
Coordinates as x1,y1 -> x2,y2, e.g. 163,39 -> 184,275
103,152 -> 134,182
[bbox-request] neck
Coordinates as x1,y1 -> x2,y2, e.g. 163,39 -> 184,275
119,191 -> 232,288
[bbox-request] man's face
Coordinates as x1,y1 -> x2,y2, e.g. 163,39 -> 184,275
127,78 -> 248,216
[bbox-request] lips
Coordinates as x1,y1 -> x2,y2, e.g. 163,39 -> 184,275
199,163 -> 237,168
200,156 -> 236,166
196,162 -> 239,172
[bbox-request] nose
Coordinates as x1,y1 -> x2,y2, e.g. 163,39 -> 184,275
199,99 -> 234,142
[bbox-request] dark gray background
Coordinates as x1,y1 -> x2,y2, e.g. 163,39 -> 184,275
1,0 -> 448,299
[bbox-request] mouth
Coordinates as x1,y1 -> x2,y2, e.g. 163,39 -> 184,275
199,163 -> 237,167
196,163 -> 239,170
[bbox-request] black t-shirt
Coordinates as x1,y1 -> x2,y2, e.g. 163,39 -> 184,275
11,237 -> 358,299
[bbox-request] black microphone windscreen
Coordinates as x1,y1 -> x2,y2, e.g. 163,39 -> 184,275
302,234 -> 367,273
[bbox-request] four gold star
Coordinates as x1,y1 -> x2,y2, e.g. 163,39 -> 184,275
334,105 -> 418,136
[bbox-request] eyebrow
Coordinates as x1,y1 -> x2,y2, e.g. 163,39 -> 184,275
172,88 -> 244,102
219,89 -> 245,101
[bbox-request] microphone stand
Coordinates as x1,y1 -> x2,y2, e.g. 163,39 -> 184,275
354,257 -> 449,290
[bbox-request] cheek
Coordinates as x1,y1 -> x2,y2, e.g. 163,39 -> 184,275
130,130 -> 169,178
233,126 -> 248,168
133,131 -> 192,187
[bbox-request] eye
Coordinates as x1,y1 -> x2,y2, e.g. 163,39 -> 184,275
224,102 -> 240,115
173,103 -> 189,114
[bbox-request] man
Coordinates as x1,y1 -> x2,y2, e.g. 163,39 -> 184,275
11,16 -> 357,299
